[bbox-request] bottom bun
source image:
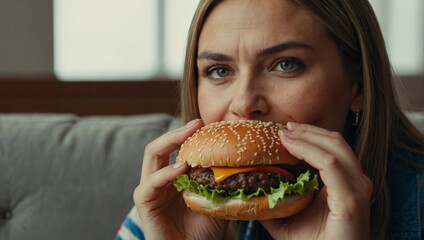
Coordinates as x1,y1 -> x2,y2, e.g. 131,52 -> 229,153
182,191 -> 314,220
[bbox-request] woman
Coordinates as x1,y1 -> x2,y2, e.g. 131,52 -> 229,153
117,0 -> 423,239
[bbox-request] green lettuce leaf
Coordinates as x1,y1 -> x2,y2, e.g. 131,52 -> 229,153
174,170 -> 319,208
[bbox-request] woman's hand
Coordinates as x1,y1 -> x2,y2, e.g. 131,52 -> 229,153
133,119 -> 229,240
261,122 -> 373,240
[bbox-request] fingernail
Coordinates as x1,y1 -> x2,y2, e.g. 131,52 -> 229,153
279,129 -> 294,143
185,119 -> 201,128
287,122 -> 300,130
173,161 -> 185,168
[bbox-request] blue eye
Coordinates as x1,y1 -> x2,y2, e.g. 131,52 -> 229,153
207,66 -> 232,79
274,58 -> 303,72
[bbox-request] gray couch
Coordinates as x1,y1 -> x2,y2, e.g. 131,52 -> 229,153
0,112 -> 422,240
0,113 -> 180,240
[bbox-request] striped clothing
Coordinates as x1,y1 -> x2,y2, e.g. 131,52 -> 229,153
114,206 -> 256,240
115,207 -> 145,240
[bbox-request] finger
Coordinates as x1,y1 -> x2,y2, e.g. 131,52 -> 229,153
141,119 -> 203,183
286,135 -> 351,180
287,122 -> 355,157
280,132 -> 373,212
287,122 -> 334,137
134,161 -> 189,206
282,126 -> 361,174
282,124 -> 367,195
280,133 -> 357,198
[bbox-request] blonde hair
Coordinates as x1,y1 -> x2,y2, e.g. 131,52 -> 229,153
180,0 -> 216,123
179,0 -> 424,239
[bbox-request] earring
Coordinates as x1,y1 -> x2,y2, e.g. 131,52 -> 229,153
353,111 -> 360,127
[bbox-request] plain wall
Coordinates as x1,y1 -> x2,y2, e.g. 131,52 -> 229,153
0,0 -> 53,76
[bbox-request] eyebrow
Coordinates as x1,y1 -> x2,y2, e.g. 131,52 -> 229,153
197,52 -> 234,61
256,41 -> 315,58
197,41 -> 315,61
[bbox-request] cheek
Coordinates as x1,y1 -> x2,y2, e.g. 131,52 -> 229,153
280,82 -> 351,131
197,84 -> 226,124
197,87 -> 209,120
197,93 -> 209,121
281,89 -> 325,121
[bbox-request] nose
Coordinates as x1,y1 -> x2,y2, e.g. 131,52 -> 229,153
229,78 -> 269,119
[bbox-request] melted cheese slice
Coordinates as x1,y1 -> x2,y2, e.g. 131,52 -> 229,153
210,166 -> 257,184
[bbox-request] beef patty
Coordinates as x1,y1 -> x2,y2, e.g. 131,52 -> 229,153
188,168 -> 292,194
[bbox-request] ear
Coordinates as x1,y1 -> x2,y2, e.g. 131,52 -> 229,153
350,83 -> 364,112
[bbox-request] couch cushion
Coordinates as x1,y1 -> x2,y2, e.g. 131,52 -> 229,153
0,113 -> 180,240
0,111 -> 421,240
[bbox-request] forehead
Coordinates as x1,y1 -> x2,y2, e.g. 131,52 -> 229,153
198,0 -> 326,53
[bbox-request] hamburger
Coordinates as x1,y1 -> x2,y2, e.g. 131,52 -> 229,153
174,120 -> 318,220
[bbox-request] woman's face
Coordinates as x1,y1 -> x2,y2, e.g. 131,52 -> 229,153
197,0 -> 361,133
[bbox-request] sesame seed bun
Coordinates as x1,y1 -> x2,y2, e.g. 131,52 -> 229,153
175,120 -> 315,220
182,190 -> 314,220
176,120 -> 299,167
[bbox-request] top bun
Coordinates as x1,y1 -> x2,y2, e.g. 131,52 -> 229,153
177,120 -> 299,167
